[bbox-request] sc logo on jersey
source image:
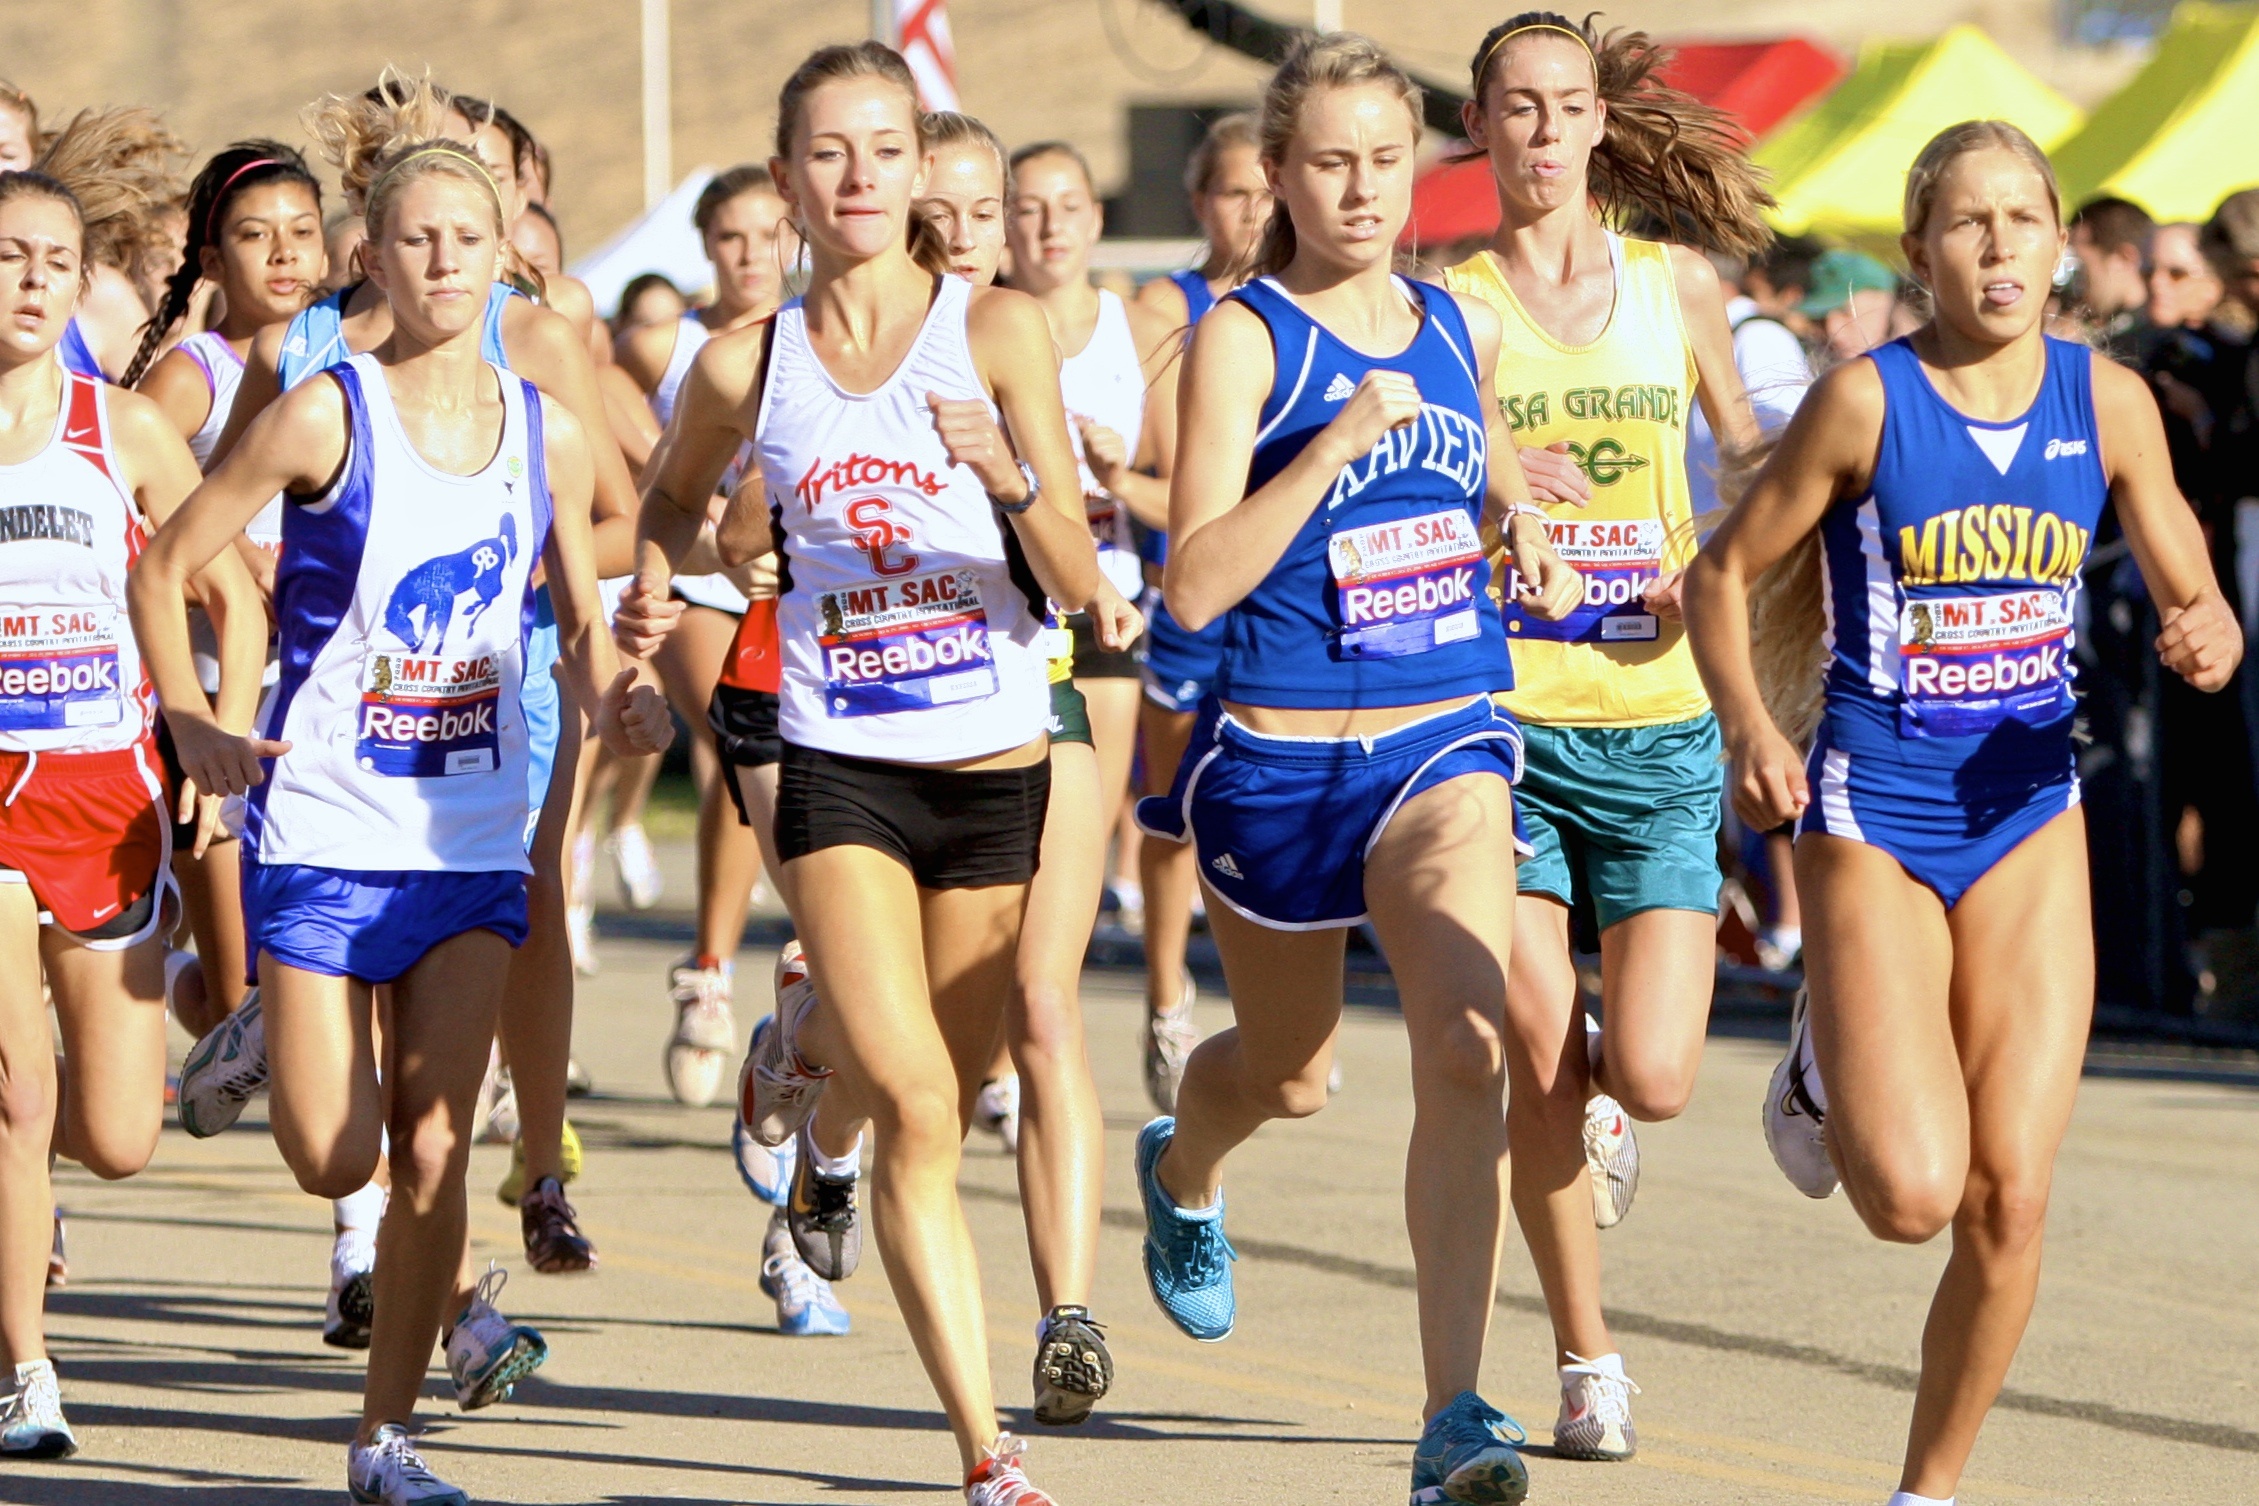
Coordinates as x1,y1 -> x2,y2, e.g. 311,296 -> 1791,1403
1565,438 -> 1649,488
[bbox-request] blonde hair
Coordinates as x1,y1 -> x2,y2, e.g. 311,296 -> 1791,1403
0,79 -> 39,145
773,42 -> 953,278
1469,12 -> 1774,257
32,106 -> 187,273
1253,33 -> 1423,279
924,111 -> 1010,194
306,69 -> 503,237
1902,120 -> 2060,240
1184,111 -> 1258,199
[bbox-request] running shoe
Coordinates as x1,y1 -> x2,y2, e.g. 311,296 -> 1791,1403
45,1212 -> 63,1289
566,897 -> 598,977
497,1120 -> 584,1207
973,1074 -> 1021,1153
0,1360 -> 74,1459
520,1176 -> 597,1273
1764,987 -> 1838,1199
1142,978 -> 1200,1114
1031,1305 -> 1113,1427
446,1265 -> 548,1410
481,1074 -> 520,1146
609,823 -> 665,910
348,1423 -> 467,1506
965,1433 -> 1059,1506
787,1123 -> 862,1281
733,1101 -> 798,1206
760,1211 -> 851,1336
325,1230 -> 377,1350
564,1056 -> 593,1097
1409,1390 -> 1529,1505
1552,1353 -> 1639,1462
176,990 -> 268,1138
740,942 -> 830,1146
1583,1093 -> 1640,1229
1134,1117 -> 1235,1342
665,957 -> 737,1108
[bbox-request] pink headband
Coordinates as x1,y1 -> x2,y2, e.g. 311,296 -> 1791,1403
206,158 -> 282,239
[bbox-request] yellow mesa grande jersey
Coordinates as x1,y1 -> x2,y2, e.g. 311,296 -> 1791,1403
1445,236 -> 1711,728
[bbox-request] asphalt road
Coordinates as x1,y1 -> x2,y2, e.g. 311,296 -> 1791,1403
12,888 -> 2259,1504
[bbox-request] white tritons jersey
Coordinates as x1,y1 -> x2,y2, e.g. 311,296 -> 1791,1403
1058,288 -> 1146,601
248,354 -> 552,872
0,369 -> 152,755
757,274 -> 1047,761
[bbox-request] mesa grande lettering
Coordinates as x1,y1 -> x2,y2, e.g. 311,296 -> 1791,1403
1497,384 -> 1685,433
1896,504 -> 2092,587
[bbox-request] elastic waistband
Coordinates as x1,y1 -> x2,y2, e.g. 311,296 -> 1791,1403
1216,696 -> 1511,767
781,739 -> 1049,786
0,742 -> 156,779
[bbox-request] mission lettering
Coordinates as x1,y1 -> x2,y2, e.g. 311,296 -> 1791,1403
1897,505 -> 2091,587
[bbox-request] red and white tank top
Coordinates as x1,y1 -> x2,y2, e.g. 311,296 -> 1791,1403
0,369 -> 152,754
755,274 -> 1047,761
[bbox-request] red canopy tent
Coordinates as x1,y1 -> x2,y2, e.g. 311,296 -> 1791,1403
1403,37 -> 1844,248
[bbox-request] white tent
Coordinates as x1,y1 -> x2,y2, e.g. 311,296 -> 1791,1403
570,168 -> 715,318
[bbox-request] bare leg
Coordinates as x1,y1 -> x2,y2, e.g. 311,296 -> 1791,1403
501,681 -> 584,1185
1592,908 -> 1716,1123
169,835 -> 249,1033
1137,703 -> 1200,1020
653,607 -> 765,964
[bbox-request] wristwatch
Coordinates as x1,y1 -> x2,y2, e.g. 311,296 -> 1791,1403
992,461 -> 1041,516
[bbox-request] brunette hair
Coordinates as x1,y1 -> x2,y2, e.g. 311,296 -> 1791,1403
1901,119 -> 2060,239
692,164 -> 781,235
773,42 -> 951,277
1184,111 -> 1258,199
32,106 -> 187,274
1469,12 -> 1773,256
2198,188 -> 2259,277
1251,32 -> 1423,279
123,140 -> 321,387
925,112 -> 1010,195
1009,138 -> 1095,194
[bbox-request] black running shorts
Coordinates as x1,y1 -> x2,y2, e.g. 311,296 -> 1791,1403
774,741 -> 1050,889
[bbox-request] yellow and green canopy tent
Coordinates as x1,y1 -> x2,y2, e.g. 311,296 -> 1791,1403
1757,25 -> 2085,251
2053,2 -> 2259,222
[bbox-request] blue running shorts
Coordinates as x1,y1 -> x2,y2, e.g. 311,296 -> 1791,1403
1141,596 -> 1227,714
1137,695 -> 1527,930
244,862 -> 531,983
1798,693 -> 2080,909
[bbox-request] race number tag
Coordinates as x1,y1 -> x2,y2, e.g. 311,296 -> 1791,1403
0,606 -> 124,732
1505,518 -> 1665,643
357,651 -> 502,776
818,568 -> 999,717
1897,589 -> 2074,738
1328,511 -> 1484,659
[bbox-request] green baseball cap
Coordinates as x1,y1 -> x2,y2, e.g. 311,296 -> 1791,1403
1798,248 -> 1899,317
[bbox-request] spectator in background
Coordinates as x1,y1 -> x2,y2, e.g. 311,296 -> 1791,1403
1741,233 -> 1819,342
2068,194 -> 2155,359
1802,247 -> 1899,363
613,271 -> 689,336
2149,220 -> 2225,334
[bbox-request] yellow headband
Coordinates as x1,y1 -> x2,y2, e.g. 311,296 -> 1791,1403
368,145 -> 501,209
1474,21 -> 1595,89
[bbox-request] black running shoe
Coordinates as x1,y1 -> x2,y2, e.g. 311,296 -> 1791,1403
1032,1305 -> 1114,1427
521,1176 -> 598,1274
788,1126 -> 862,1281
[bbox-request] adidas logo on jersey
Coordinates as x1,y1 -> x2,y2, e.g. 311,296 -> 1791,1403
1323,372 -> 1357,403
1209,852 -> 1244,880
2043,437 -> 2089,460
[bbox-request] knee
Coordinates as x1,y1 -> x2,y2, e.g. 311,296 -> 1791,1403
387,1114 -> 469,1208
70,1114 -> 159,1181
1243,1060 -> 1332,1121
1849,1171 -> 1959,1245
1011,978 -> 1085,1070
1412,1013 -> 1507,1099
0,1070 -> 55,1144
286,1145 -> 382,1201
1962,1170 -> 2052,1256
1607,1050 -> 1697,1123
876,1081 -> 963,1161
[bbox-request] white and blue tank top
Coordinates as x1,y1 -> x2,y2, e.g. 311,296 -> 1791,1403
1213,276 -> 1510,710
246,352 -> 552,873
1822,335 -> 2105,744
279,283 -> 516,391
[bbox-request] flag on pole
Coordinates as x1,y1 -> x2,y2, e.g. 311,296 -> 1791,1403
896,0 -> 958,111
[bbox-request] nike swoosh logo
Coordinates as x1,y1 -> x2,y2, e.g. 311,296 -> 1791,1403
64,426 -> 98,444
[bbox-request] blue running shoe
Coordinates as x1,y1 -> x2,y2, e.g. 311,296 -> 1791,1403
733,1074 -> 797,1207
760,1211 -> 851,1336
1135,1117 -> 1235,1342
1409,1391 -> 1528,1505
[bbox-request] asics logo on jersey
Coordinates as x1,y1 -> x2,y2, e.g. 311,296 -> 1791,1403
795,452 -> 947,512
382,514 -> 519,654
1897,506 -> 2091,587
1564,438 -> 1650,488
0,504 -> 97,548
2043,438 -> 2089,460
844,497 -> 920,578
1325,406 -> 1485,511
1209,852 -> 1243,880
1323,372 -> 1357,403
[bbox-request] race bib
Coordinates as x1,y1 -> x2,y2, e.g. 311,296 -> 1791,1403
0,606 -> 123,732
817,567 -> 999,717
1505,517 -> 1665,643
1897,588 -> 2074,737
1087,494 -> 1145,600
1328,511 -> 1484,659
357,650 -> 502,776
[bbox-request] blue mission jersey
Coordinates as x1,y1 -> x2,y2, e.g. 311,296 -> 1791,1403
1214,276 -> 1511,710
1822,335 -> 2107,748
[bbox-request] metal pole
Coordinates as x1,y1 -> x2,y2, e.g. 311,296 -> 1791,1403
871,0 -> 894,44
1314,0 -> 1341,32
641,0 -> 671,208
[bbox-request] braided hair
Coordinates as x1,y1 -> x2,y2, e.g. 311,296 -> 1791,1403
122,140 -> 321,388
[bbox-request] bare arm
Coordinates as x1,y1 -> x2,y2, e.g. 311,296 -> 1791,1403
1672,243 -> 1760,458
208,320 -> 288,470
1082,300 -> 1184,530
598,359 -> 662,476
135,345 -> 216,444
503,299 -> 639,578
965,286 -> 1100,609
1456,292 -> 1580,623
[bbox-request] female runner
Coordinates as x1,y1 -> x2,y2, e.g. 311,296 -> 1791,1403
0,156 -> 265,1461
1438,11 -> 1767,1457
1128,111 -> 1268,1112
1134,34 -> 1578,1506
640,42 -> 1104,1502
34,107 -> 184,384
129,141 -> 327,1041
133,135 -> 669,1506
613,163 -> 794,1109
1683,121 -> 2238,1506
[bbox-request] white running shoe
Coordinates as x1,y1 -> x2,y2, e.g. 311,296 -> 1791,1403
964,1433 -> 1060,1505
739,942 -> 830,1146
325,1229 -> 377,1350
175,990 -> 269,1138
482,1073 -> 520,1147
665,957 -> 737,1108
1583,1093 -> 1640,1229
1142,978 -> 1200,1115
446,1265 -> 548,1411
566,898 -> 598,977
609,823 -> 664,910
1764,987 -> 1838,1198
1552,1352 -> 1639,1461
973,1075 -> 1021,1153
0,1359 -> 74,1458
348,1423 -> 467,1505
